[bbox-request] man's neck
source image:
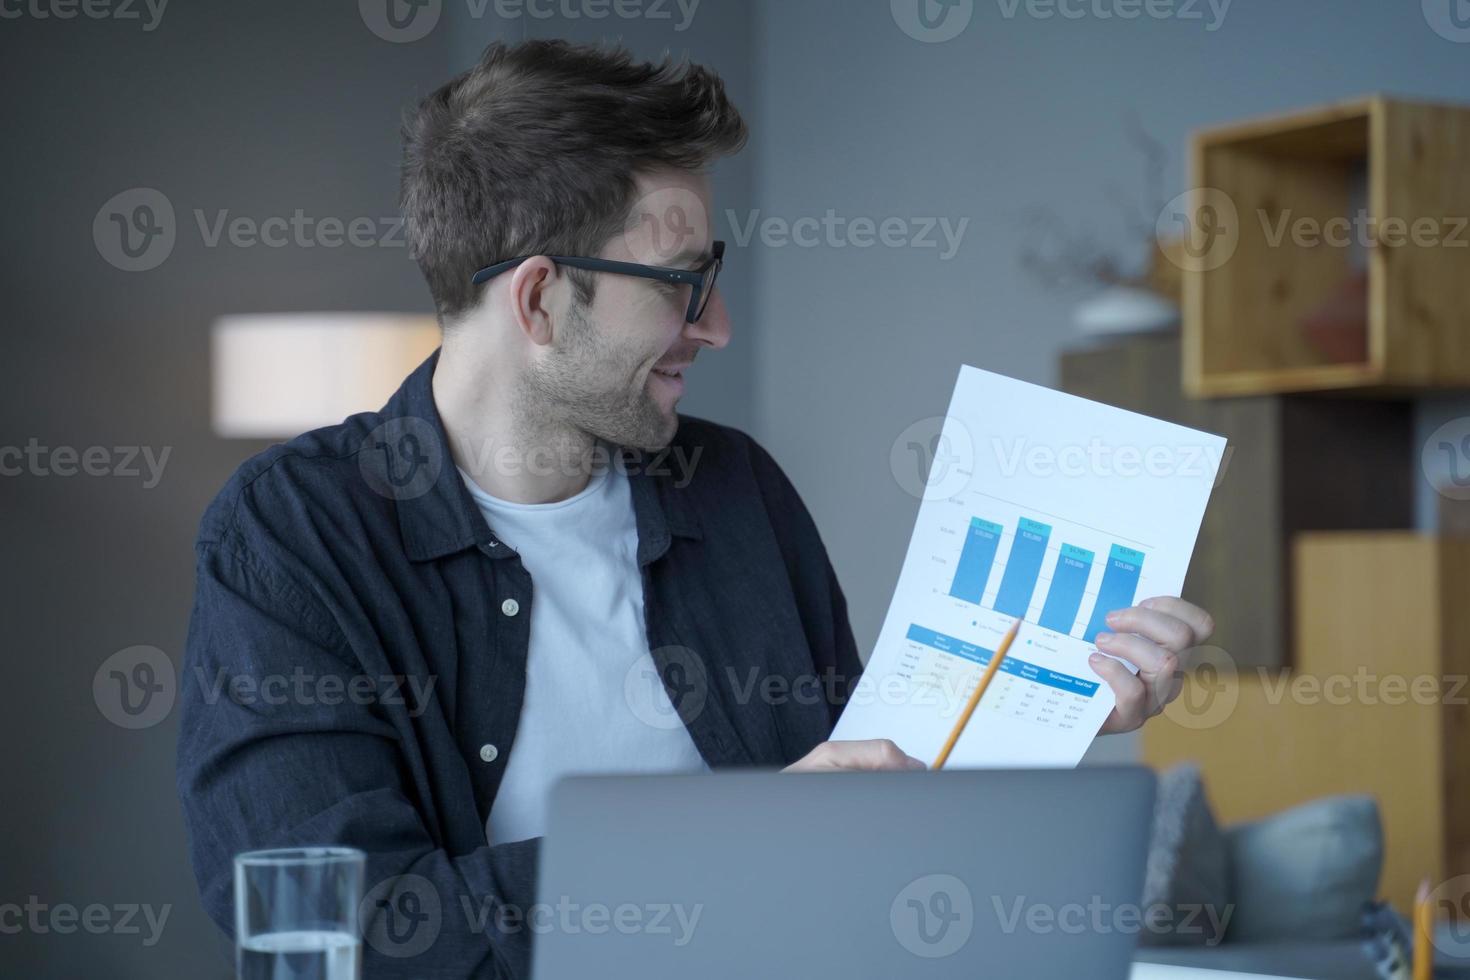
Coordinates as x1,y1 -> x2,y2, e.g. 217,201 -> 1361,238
431,345 -> 597,505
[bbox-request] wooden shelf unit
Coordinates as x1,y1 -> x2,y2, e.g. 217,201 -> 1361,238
1183,96 -> 1470,398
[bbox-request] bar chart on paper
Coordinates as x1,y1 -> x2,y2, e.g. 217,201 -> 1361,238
946,508 -> 1149,643
831,365 -> 1225,769
831,486 -> 1168,768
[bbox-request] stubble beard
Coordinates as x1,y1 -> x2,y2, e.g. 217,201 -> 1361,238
518,303 -> 678,455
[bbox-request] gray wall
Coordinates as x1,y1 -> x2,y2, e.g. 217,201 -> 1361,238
0,4 -> 452,975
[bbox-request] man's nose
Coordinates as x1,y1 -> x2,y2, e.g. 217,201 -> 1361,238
685,288 -> 731,350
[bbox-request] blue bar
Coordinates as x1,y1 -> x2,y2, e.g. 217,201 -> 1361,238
993,518 -> 1052,618
1038,543 -> 1095,635
950,517 -> 1004,604
1083,544 -> 1146,643
903,623 -> 1099,697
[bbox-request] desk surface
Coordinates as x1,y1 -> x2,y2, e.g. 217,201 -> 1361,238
1132,965 -> 1302,980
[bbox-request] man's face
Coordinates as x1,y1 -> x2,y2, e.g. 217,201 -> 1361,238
523,169 -> 730,452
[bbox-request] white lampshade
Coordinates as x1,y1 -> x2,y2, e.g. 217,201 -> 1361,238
211,313 -> 441,438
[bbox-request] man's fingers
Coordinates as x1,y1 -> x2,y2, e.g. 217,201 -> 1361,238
1138,596 -> 1215,645
842,738 -> 927,771
1094,629 -> 1175,676
785,738 -> 926,772
1102,605 -> 1195,653
1090,654 -> 1148,733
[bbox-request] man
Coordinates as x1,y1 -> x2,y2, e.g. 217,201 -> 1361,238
177,39 -> 1213,978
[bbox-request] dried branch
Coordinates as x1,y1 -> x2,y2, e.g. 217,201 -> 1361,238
1015,113 -> 1172,293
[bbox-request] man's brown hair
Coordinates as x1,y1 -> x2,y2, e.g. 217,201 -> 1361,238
401,39 -> 747,323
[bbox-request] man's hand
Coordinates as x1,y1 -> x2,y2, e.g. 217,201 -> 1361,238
1089,596 -> 1214,734
783,738 -> 928,772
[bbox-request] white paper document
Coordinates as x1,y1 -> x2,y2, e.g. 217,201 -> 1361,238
831,366 -> 1227,768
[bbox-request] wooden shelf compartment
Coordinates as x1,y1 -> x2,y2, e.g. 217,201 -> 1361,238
1184,96 -> 1470,398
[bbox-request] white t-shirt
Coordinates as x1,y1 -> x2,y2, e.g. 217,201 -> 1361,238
461,462 -> 708,845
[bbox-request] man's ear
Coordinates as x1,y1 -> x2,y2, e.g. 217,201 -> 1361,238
506,256 -> 560,346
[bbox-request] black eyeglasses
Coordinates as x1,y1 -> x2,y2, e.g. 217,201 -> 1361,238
470,240 -> 725,324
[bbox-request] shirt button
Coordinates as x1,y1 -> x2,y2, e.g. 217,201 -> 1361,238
501,598 -> 520,617
479,743 -> 499,763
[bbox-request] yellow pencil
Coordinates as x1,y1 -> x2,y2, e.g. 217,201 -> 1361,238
1414,878 -> 1432,980
931,618 -> 1021,770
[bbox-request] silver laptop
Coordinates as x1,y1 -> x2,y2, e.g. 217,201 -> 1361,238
533,766 -> 1156,979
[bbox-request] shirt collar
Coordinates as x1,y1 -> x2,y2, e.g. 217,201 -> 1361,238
383,349 -> 701,564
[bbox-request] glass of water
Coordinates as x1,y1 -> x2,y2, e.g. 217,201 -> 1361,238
235,847 -> 366,980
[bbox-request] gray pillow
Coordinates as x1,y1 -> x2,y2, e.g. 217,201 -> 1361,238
1139,762 -> 1232,947
1224,794 -> 1383,943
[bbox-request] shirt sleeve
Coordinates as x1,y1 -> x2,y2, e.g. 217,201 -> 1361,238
742,437 -> 864,729
176,538 -> 539,979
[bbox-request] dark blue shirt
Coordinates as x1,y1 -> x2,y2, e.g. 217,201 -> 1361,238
176,351 -> 861,978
